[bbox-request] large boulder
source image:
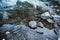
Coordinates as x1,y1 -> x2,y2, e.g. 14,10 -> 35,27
47,19 -> 54,23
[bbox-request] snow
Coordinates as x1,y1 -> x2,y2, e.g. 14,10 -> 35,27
0,0 -> 17,7
2,11 -> 9,20
58,38 -> 60,40
19,0 -> 50,10
0,0 -> 52,11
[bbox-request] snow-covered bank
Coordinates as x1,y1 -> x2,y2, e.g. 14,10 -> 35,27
0,0 -> 51,10
19,0 -> 51,10
0,0 -> 17,7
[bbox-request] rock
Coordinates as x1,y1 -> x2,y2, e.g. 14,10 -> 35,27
37,22 -> 44,28
5,31 -> 10,35
54,5 -> 58,8
52,15 -> 60,26
41,12 -> 51,19
57,9 -> 60,12
47,19 -> 54,23
49,9 -> 56,15
54,23 -> 59,28
52,15 -> 60,21
34,27 -> 44,34
29,21 -> 37,29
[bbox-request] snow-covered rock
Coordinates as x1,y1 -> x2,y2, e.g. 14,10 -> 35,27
52,15 -> 60,21
54,5 -> 58,7
5,31 -> 10,35
54,23 -> 59,28
37,22 -> 44,28
57,9 -> 60,12
41,12 -> 51,19
47,19 -> 54,23
52,15 -> 60,26
49,9 -> 56,15
29,21 -> 37,29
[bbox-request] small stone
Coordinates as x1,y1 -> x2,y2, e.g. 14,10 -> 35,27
47,19 -> 54,23
54,5 -> 58,7
5,31 -> 10,35
57,9 -> 60,12
51,5 -> 54,8
29,21 -> 37,29
37,22 -> 44,28
54,23 -> 59,28
41,12 -> 50,19
2,38 -> 5,40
